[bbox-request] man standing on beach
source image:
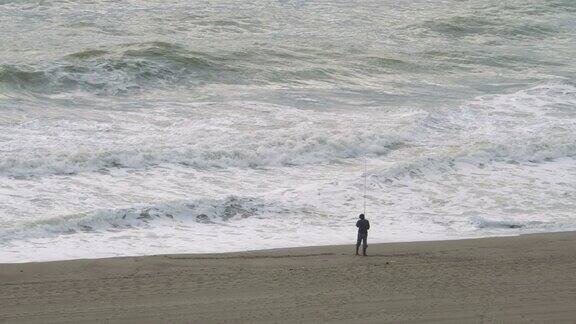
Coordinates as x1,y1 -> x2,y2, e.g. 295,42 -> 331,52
356,213 -> 370,256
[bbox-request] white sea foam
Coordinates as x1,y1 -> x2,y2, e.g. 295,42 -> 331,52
0,102 -> 411,178
2,84 -> 575,180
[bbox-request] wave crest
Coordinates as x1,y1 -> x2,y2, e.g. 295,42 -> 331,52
0,42 -> 224,96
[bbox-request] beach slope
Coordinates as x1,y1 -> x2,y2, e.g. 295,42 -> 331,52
1,232 -> 576,323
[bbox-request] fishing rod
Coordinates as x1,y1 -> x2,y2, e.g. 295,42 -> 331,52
363,156 -> 367,215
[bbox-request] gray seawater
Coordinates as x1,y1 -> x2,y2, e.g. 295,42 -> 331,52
1,0 -> 575,262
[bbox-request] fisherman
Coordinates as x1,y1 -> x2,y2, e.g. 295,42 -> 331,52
355,213 -> 370,256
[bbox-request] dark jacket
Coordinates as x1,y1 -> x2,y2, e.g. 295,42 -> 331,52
356,219 -> 370,235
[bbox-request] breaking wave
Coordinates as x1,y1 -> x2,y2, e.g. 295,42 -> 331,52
0,42 -> 228,96
471,217 -> 545,230
0,128 -> 405,178
2,83 -> 575,180
0,196 -> 296,243
373,83 -> 576,181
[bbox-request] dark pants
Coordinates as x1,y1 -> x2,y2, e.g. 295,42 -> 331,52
356,232 -> 368,252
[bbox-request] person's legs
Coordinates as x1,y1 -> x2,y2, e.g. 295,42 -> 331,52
356,233 -> 362,255
362,234 -> 368,256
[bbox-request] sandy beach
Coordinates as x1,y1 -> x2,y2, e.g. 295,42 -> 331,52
1,232 -> 575,323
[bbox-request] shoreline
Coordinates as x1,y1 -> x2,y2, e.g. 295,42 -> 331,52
1,231 -> 575,323
3,230 -> 570,265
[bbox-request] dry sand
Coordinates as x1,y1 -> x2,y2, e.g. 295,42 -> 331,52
1,232 -> 576,323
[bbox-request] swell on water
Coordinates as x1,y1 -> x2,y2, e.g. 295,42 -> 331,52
0,41 -> 417,97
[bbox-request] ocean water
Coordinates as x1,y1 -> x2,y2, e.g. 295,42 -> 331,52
1,0 -> 575,262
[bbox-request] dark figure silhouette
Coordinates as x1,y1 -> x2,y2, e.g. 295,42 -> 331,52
356,213 -> 370,256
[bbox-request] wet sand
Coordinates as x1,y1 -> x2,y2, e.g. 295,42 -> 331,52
1,232 -> 575,323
